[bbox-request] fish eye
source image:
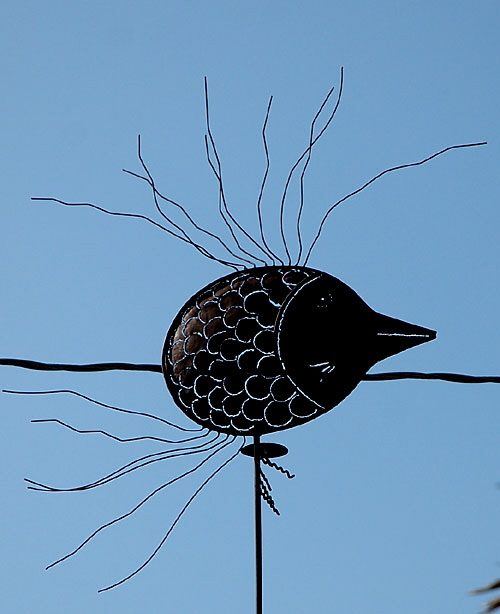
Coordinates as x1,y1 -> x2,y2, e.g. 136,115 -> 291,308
316,292 -> 334,309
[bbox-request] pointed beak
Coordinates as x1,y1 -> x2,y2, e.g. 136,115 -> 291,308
370,311 -> 436,364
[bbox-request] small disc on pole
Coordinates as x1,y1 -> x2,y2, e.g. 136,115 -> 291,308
241,442 -> 289,458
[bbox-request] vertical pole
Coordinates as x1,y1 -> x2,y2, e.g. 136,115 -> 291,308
253,434 -> 263,614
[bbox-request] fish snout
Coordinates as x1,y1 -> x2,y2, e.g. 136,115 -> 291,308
367,311 -> 436,366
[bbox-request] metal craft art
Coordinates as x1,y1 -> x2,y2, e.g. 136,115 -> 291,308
164,266 -> 435,436
1,70 -> 497,609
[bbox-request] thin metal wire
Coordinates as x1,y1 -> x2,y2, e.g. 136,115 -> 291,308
260,468 -> 280,516
45,435 -> 234,573
203,134 -> 266,267
255,96 -> 283,265
294,85 -> 334,265
31,197 -> 241,270
470,579 -> 500,614
26,432 -> 222,492
2,388 -> 203,432
135,135 -> 231,266
261,456 -> 295,479
98,436 -> 242,592
31,417 -> 202,445
279,67 -> 344,265
471,580 -> 500,594
204,77 -> 270,266
123,167 -> 252,268
132,135 -> 248,269
296,73 -> 344,265
303,141 -> 487,266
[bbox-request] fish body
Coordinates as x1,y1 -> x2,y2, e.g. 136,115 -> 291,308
162,266 -> 435,435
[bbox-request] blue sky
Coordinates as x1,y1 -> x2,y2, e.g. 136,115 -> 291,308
1,2 -> 499,613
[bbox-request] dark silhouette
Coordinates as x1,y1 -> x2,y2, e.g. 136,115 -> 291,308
163,266 -> 435,435
1,70 -> 494,606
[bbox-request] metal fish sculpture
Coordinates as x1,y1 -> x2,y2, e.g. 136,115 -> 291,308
164,266 -> 435,436
0,70 -> 492,598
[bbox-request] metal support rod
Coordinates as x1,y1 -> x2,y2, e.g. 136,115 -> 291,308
253,434 -> 263,614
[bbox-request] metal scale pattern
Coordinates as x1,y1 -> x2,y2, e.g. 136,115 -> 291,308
162,265 -> 436,436
163,266 -> 319,435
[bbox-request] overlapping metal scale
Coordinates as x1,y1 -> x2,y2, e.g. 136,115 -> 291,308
162,266 -> 322,435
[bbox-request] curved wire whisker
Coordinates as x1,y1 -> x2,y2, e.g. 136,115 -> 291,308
296,70 -> 344,265
31,197 -> 241,270
26,432 -> 222,492
204,78 -> 270,267
123,166 -> 252,268
255,96 -> 283,265
3,388 -> 204,432
98,436 -> 243,592
203,135 -> 264,268
30,417 -> 204,445
303,141 -> 487,266
44,436 -> 236,576
132,135 -> 243,271
279,67 -> 344,265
